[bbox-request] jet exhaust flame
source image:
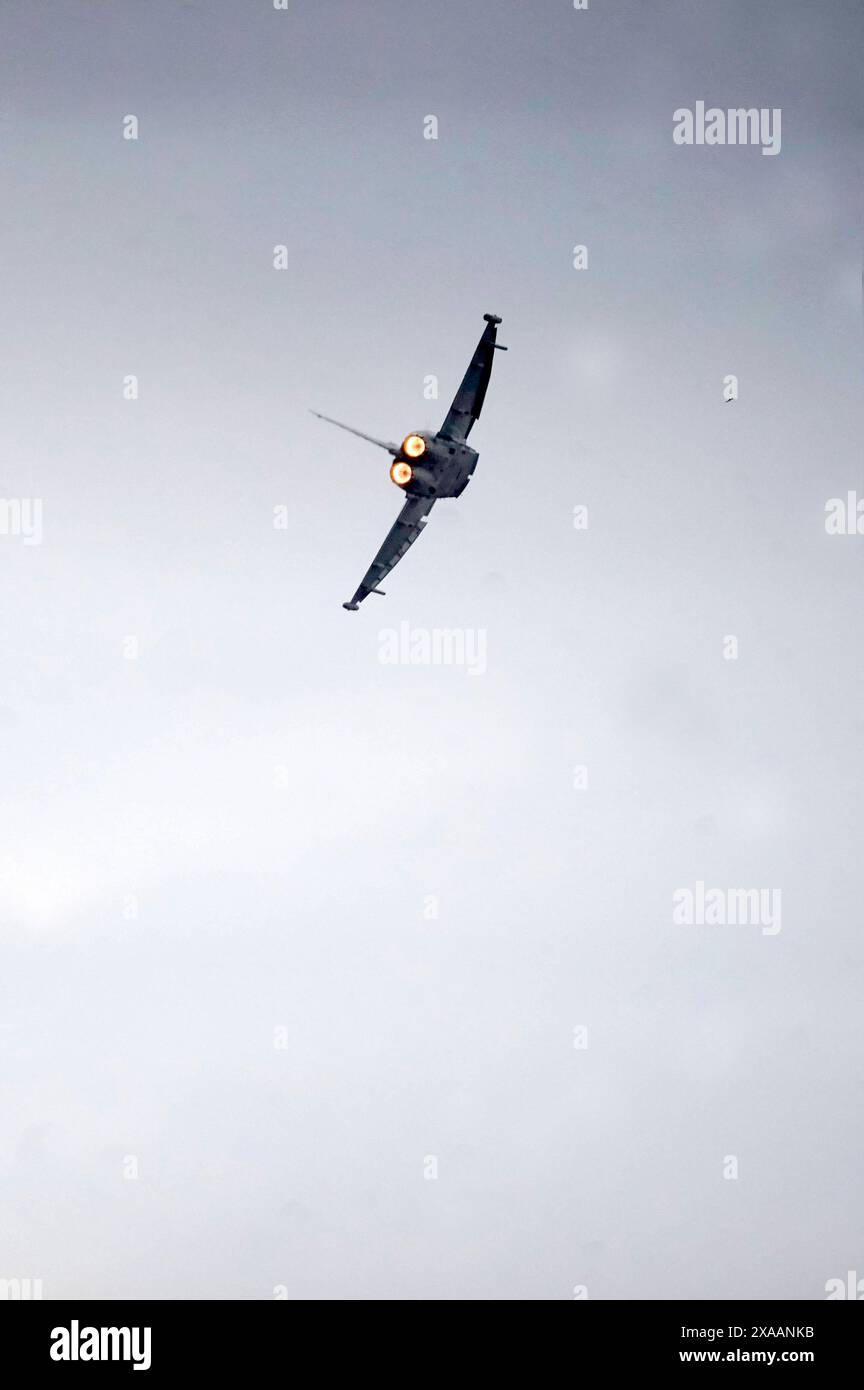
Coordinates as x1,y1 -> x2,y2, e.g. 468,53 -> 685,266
402,434 -> 426,459
390,461 -> 413,486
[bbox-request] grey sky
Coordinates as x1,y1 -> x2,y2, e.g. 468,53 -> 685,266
0,0 -> 862,1299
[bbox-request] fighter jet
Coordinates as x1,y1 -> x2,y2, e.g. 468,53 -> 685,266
312,312 -> 506,610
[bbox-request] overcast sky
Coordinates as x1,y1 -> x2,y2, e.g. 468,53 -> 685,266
1,0 -> 862,1299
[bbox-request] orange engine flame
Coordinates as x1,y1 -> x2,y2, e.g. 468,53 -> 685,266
402,434 -> 426,459
390,460 -> 413,486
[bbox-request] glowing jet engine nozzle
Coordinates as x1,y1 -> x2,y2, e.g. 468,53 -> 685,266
390,460 -> 413,486
401,433 -> 426,459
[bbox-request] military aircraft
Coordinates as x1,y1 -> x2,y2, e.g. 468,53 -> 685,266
312,312 -> 506,610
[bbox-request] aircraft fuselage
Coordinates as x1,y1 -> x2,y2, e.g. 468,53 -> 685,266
394,432 -> 479,499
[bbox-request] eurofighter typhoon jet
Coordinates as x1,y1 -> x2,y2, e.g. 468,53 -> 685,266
313,313 -> 506,610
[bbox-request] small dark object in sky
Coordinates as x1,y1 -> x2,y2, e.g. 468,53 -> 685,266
312,313 -> 506,610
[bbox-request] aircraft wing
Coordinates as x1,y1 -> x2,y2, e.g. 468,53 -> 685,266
438,313 -> 505,443
343,494 -> 436,610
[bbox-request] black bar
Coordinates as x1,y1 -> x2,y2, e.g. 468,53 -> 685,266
2,1298 -> 860,1377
